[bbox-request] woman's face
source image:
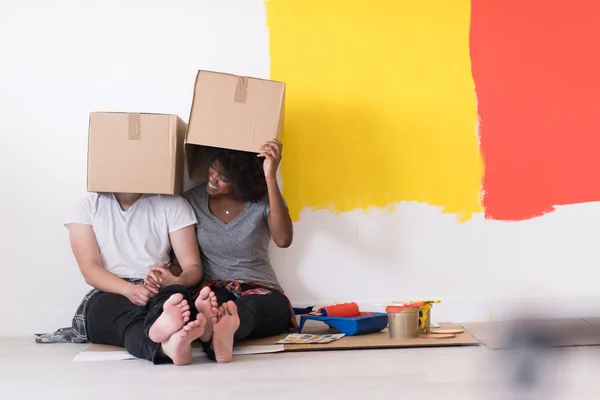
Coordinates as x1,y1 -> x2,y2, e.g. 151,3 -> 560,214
206,161 -> 234,197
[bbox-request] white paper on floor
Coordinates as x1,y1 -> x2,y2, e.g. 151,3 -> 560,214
73,345 -> 284,362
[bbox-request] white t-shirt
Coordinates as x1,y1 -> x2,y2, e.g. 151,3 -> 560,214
65,193 -> 198,279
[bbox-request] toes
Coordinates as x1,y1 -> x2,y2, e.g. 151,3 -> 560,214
167,293 -> 184,305
199,286 -> 211,300
181,327 -> 193,337
226,301 -> 238,316
184,321 -> 197,331
182,310 -> 191,319
180,304 -> 190,311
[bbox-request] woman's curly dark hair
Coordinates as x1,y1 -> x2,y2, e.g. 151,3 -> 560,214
210,148 -> 267,202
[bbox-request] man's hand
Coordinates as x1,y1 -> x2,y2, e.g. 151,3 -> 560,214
125,283 -> 156,307
144,266 -> 164,293
147,264 -> 180,288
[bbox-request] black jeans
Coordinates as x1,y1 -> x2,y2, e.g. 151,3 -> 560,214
85,285 -> 196,364
213,285 -> 291,340
201,284 -> 291,360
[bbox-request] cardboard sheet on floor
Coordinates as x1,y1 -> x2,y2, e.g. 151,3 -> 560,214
74,323 -> 479,361
462,318 -> 600,350
239,323 -> 479,352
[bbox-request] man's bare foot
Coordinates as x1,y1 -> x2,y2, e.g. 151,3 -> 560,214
148,293 -> 191,343
161,314 -> 206,366
212,301 -> 240,363
194,287 -> 218,342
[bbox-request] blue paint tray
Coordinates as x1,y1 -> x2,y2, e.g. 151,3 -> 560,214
292,306 -> 314,315
298,312 -> 388,336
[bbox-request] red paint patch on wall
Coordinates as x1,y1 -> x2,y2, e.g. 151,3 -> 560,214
471,0 -> 600,221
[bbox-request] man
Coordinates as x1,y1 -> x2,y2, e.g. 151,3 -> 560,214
36,192 -> 217,365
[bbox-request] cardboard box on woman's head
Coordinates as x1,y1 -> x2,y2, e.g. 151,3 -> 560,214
87,112 -> 188,195
184,70 -> 286,182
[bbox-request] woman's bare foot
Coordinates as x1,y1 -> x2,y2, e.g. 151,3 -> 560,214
212,301 -> 240,363
194,287 -> 218,342
161,314 -> 206,366
148,293 -> 191,343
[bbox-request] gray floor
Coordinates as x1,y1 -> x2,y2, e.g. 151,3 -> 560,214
2,337 -> 600,399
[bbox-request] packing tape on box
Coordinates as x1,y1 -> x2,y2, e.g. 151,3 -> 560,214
234,76 -> 249,104
128,113 -> 142,140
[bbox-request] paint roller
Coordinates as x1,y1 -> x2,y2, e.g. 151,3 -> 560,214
317,302 -> 360,317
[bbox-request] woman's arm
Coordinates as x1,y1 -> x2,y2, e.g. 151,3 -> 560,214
266,177 -> 293,248
168,225 -> 203,287
69,223 -> 155,306
260,139 -> 293,248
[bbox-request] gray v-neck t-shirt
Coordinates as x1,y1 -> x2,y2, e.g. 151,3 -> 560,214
183,183 -> 281,290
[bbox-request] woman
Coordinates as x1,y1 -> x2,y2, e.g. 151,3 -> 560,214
36,192 -> 218,366
183,139 -> 295,363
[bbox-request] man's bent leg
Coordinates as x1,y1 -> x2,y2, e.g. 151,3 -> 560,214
85,292 -> 162,363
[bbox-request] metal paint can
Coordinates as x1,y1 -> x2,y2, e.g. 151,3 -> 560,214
386,306 -> 419,339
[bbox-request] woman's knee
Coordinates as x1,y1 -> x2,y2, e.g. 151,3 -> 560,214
236,293 -> 290,338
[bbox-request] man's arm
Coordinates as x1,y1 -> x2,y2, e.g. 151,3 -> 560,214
168,225 -> 203,288
69,223 -> 155,306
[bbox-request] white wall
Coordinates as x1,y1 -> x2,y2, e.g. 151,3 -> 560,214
1,0 -> 600,336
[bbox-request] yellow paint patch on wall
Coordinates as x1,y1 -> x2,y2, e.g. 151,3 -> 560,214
266,0 -> 482,221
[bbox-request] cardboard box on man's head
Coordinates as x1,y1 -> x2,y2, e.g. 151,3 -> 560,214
185,70 -> 285,181
87,112 -> 187,195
